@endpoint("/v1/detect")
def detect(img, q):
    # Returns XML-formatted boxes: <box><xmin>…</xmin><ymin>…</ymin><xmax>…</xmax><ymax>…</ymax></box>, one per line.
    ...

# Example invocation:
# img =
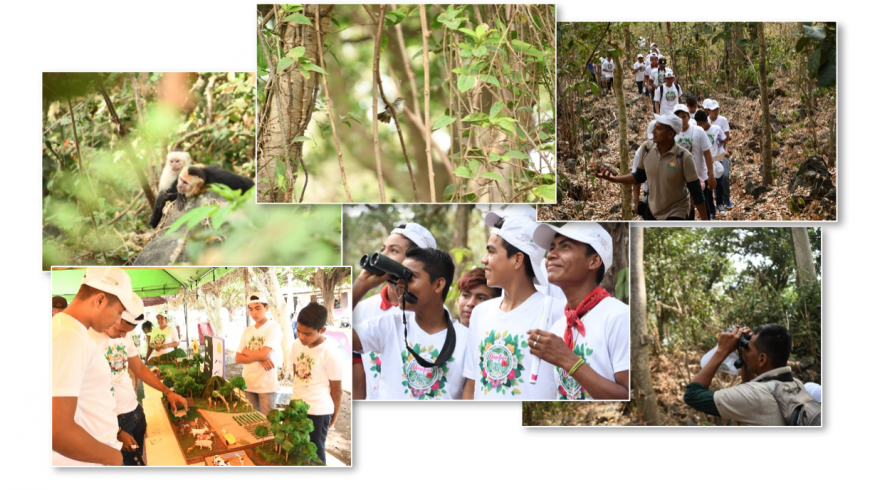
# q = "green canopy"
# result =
<box><xmin>51</xmin><ymin>267</ymin><xmax>236</xmax><ymax>299</ymax></box>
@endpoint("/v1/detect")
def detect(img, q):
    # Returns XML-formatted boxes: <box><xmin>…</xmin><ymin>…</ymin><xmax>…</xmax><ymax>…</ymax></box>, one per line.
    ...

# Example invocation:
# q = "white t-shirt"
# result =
<box><xmin>654</xmin><ymin>83</ymin><xmax>682</xmax><ymax>115</ymax></box>
<box><xmin>463</xmin><ymin>292</ymin><xmax>566</xmax><ymax>400</ymax></box>
<box><xmin>548</xmin><ymin>297</ymin><xmax>630</xmax><ymax>400</ymax></box>
<box><xmin>89</xmin><ymin>329</ymin><xmax>140</xmax><ymax>415</ymax></box>
<box><xmin>703</xmin><ymin>124</ymin><xmax>727</xmax><ymax>159</ymax></box>
<box><xmin>649</xmin><ymin>67</ymin><xmax>665</xmax><ymax>88</ymax></box>
<box><xmin>633</xmin><ymin>62</ymin><xmax>645</xmax><ymax>82</ymax></box>
<box><xmin>602</xmin><ymin>59</ymin><xmax>615</xmax><ymax>78</ymax></box>
<box><xmin>288</xmin><ymin>337</ymin><xmax>343</xmax><ymax>415</ymax></box>
<box><xmin>356</xmin><ymin>308</ymin><xmax>467</xmax><ymax>400</ymax></box>
<box><xmin>52</xmin><ymin>314</ymin><xmax>122</xmax><ymax>466</ymax></box>
<box><xmin>237</xmin><ymin>320</ymin><xmax>283</xmax><ymax>393</ymax></box>
<box><xmin>676</xmin><ymin>125</ymin><xmax>713</xmax><ymax>181</ymax></box>
<box><xmin>353</xmin><ymin>292</ymin><xmax>398</xmax><ymax>400</ymax></box>
<box><xmin>149</xmin><ymin>325</ymin><xmax>179</xmax><ymax>357</ymax></box>
<box><xmin>710</xmin><ymin>114</ymin><xmax>730</xmax><ymax>134</ymax></box>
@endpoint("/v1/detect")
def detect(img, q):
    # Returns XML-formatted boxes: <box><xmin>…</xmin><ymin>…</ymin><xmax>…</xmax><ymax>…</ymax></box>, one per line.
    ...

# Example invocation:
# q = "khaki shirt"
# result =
<box><xmin>713</xmin><ymin>366</ymin><xmax>792</xmax><ymax>426</ymax></box>
<box><xmin>637</xmin><ymin>141</ymin><xmax>699</xmax><ymax>219</ymax></box>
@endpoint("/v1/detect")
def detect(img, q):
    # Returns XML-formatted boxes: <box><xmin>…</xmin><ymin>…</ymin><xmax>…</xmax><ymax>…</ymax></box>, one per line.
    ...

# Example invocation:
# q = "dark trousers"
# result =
<box><xmin>308</xmin><ymin>414</ymin><xmax>332</xmax><ymax>465</ymax></box>
<box><xmin>705</xmin><ymin>187</ymin><xmax>716</xmax><ymax>219</ymax></box>
<box><xmin>636</xmin><ymin>81</ymin><xmax>644</xmax><ymax>94</ymax></box>
<box><xmin>715</xmin><ymin>177</ymin><xmax>725</xmax><ymax>206</ymax></box>
<box><xmin>118</xmin><ymin>403</ymin><xmax>147</xmax><ymax>466</ymax></box>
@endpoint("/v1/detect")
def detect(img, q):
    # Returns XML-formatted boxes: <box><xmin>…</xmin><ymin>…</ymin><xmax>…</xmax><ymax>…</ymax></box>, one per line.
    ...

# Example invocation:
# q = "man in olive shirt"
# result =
<box><xmin>595</xmin><ymin>113</ymin><xmax>708</xmax><ymax>220</ymax></box>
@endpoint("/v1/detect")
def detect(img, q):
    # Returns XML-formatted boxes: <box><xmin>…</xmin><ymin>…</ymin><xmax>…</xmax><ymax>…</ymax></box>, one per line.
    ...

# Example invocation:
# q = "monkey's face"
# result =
<box><xmin>177</xmin><ymin>175</ymin><xmax>192</xmax><ymax>194</ymax></box>
<box><xmin>167</xmin><ymin>152</ymin><xmax>191</xmax><ymax>173</ymax></box>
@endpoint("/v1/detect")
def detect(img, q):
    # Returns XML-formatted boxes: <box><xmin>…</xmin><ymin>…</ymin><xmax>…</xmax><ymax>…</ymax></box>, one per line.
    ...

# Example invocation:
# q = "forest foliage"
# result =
<box><xmin>256</xmin><ymin>4</ymin><xmax>555</xmax><ymax>203</ymax></box>
<box><xmin>42</xmin><ymin>72</ymin><xmax>340</xmax><ymax>268</ymax></box>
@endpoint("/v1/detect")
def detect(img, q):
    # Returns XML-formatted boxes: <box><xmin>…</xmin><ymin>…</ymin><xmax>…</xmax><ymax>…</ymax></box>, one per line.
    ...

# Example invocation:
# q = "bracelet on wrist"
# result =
<box><xmin>567</xmin><ymin>357</ymin><xmax>586</xmax><ymax>376</ymax></box>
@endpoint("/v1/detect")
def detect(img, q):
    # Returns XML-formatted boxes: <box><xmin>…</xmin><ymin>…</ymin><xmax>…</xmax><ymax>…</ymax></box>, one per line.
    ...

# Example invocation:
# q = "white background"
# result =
<box><xmin>2</xmin><ymin>0</ymin><xmax>863</xmax><ymax>486</ymax></box>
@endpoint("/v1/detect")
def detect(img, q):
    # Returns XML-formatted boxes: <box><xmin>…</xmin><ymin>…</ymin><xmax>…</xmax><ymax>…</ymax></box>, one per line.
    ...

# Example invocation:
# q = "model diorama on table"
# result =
<box><xmin>250</xmin><ymin>400</ymin><xmax>321</xmax><ymax>466</ymax></box>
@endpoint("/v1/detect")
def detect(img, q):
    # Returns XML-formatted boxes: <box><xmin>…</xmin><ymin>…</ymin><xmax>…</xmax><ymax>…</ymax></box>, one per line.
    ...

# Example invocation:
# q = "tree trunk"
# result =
<box><xmin>249</xmin><ymin>268</ymin><xmax>291</xmax><ymax>376</ymax></box>
<box><xmin>314</xmin><ymin>267</ymin><xmax>350</xmax><ymax>326</ymax></box>
<box><xmin>452</xmin><ymin>204</ymin><xmax>470</xmax><ymax>281</ymax></box>
<box><xmin>630</xmin><ymin>228</ymin><xmax>660</xmax><ymax>426</ymax></box>
<box><xmin>790</xmin><ymin>227</ymin><xmax>817</xmax><ymax>290</ymax></box>
<box><xmin>611</xmin><ymin>50</ymin><xmax>632</xmax><ymax>220</ymax></box>
<box><xmin>257</xmin><ymin>5</ymin><xmax>335</xmax><ymax>202</ymax></box>
<box><xmin>280</xmin><ymin>268</ymin><xmax>295</xmax><ymax>381</ymax></box>
<box><xmin>202</xmin><ymin>287</ymin><xmax>224</xmax><ymax>338</ymax></box>
<box><xmin>757</xmin><ymin>22</ymin><xmax>773</xmax><ymax>186</ymax></box>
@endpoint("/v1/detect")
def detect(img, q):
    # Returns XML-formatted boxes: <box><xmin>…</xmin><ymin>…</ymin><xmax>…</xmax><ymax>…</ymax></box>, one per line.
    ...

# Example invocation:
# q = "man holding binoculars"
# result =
<box><xmin>684</xmin><ymin>324</ymin><xmax>820</xmax><ymax>426</ymax></box>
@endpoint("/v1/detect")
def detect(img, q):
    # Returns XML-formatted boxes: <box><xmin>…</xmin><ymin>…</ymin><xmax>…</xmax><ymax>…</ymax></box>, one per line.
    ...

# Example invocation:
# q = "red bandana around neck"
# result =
<box><xmin>563</xmin><ymin>286</ymin><xmax>613</xmax><ymax>347</ymax></box>
<box><xmin>379</xmin><ymin>285</ymin><xmax>398</xmax><ymax>310</ymax></box>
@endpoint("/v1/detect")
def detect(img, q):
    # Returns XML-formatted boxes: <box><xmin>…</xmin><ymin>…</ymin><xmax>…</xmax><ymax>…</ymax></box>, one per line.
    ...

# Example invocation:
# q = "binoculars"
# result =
<box><xmin>360</xmin><ymin>253</ymin><xmax>418</xmax><ymax>304</ymax></box>
<box><xmin>727</xmin><ymin>328</ymin><xmax>752</xmax><ymax>368</ymax></box>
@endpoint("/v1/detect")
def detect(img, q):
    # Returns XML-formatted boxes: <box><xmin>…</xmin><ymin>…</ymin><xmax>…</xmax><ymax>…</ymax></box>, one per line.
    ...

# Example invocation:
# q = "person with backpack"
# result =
<box><xmin>644</xmin><ymin>54</ymin><xmax>660</xmax><ymax>108</ymax></box>
<box><xmin>705</xmin><ymin>99</ymin><xmax>734</xmax><ymax>209</ymax></box>
<box><xmin>632</xmin><ymin>54</ymin><xmax>645</xmax><ymax>94</ymax></box>
<box><xmin>654</xmin><ymin>69</ymin><xmax>682</xmax><ymax>115</ymax></box>
<box><xmin>684</xmin><ymin>325</ymin><xmax>821</xmax><ymax>426</ymax></box>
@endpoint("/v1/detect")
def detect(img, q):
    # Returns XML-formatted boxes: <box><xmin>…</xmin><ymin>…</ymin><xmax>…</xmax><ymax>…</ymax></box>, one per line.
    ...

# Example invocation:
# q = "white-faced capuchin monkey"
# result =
<box><xmin>150</xmin><ymin>159</ymin><xmax>254</xmax><ymax>228</ymax></box>
<box><xmin>150</xmin><ymin>150</ymin><xmax>191</xmax><ymax>228</ymax></box>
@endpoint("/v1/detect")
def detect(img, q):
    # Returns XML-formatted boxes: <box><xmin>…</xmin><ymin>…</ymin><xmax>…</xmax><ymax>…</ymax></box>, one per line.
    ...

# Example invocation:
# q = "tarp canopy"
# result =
<box><xmin>51</xmin><ymin>267</ymin><xmax>237</xmax><ymax>300</ymax></box>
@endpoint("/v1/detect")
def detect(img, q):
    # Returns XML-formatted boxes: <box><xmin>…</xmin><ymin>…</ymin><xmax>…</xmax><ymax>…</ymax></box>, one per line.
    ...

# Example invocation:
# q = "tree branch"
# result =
<box><xmin>371</xmin><ymin>4</ymin><xmax>388</xmax><ymax>202</ymax></box>
<box><xmin>420</xmin><ymin>4</ymin><xmax>436</xmax><ymax>201</ymax></box>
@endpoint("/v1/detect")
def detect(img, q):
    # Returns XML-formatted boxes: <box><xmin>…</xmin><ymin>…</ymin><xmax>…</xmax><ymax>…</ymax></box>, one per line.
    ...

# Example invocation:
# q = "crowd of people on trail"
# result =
<box><xmin>52</xmin><ymin>268</ymin><xmax>342</xmax><ymax>466</ymax></box>
<box><xmin>590</xmin><ymin>41</ymin><xmax>737</xmax><ymax>220</ymax></box>
<box><xmin>350</xmin><ymin>206</ymin><xmax>631</xmax><ymax>402</ymax></box>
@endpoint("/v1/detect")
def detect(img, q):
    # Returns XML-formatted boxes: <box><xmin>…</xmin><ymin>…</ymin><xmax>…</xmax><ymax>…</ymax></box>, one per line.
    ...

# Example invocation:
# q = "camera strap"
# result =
<box><xmin>400</xmin><ymin>280</ymin><xmax>456</xmax><ymax>368</ymax></box>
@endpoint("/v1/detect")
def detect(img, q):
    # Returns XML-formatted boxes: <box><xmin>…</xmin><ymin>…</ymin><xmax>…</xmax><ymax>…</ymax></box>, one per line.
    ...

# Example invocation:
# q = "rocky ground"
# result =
<box><xmin>542</xmin><ymin>74</ymin><xmax>836</xmax><ymax>221</ymax></box>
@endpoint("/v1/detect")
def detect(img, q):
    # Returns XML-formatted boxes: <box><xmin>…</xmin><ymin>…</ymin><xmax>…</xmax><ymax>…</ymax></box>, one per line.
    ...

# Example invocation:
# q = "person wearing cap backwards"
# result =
<box><xmin>288</xmin><ymin>303</ymin><xmax>343</xmax><ymax>463</ymax></box>
<box><xmin>461</xmin><ymin>216</ymin><xmax>567</xmax><ymax>400</ymax></box>
<box><xmin>705</xmin><ymin>99</ymin><xmax>733</xmax><ymax>209</ymax></box>
<box><xmin>352</xmin><ymin>248</ymin><xmax>467</xmax><ymax>400</ymax></box>
<box><xmin>89</xmin><ymin>293</ymin><xmax>189</xmax><ymax>465</ymax></box>
<box><xmin>52</xmin><ymin>296</ymin><xmax>68</xmax><ymax>317</ymax></box>
<box><xmin>632</xmin><ymin>54</ymin><xmax>646</xmax><ymax>94</ymax></box>
<box><xmin>527</xmin><ymin>223</ymin><xmax>630</xmax><ymax>400</ymax></box>
<box><xmin>144</xmin><ymin>310</ymin><xmax>180</xmax><ymax>362</ymax></box>
<box><xmin>654</xmin><ymin>68</ymin><xmax>682</xmax><ymax>115</ymax></box>
<box><xmin>695</xmin><ymin>110</ymin><xmax>729</xmax><ymax>214</ymax></box>
<box><xmin>53</xmin><ymin>267</ymin><xmax>135</xmax><ymax>466</ymax></box>
<box><xmin>351</xmin><ymin>222</ymin><xmax>437</xmax><ymax>400</ymax></box>
<box><xmin>674</xmin><ymin>103</ymin><xmax>717</xmax><ymax>219</ymax></box>
<box><xmin>235</xmin><ymin>292</ymin><xmax>284</xmax><ymax>415</ymax></box>
<box><xmin>596</xmin><ymin>113</ymin><xmax>709</xmax><ymax>220</ymax></box>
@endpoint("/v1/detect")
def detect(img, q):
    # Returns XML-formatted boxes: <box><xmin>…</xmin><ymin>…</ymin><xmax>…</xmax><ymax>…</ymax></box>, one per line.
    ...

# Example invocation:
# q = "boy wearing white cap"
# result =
<box><xmin>351</xmin><ymin>222</ymin><xmax>437</xmax><ymax>400</ymax></box>
<box><xmin>235</xmin><ymin>292</ymin><xmax>283</xmax><ymax>415</ymax></box>
<box><xmin>705</xmin><ymin>99</ymin><xmax>733</xmax><ymax>209</ymax></box>
<box><xmin>528</xmin><ymin>223</ymin><xmax>630</xmax><ymax>400</ymax></box>
<box><xmin>633</xmin><ymin>54</ymin><xmax>646</xmax><ymax>94</ymax></box>
<box><xmin>654</xmin><ymin>69</ymin><xmax>682</xmax><ymax>115</ymax></box>
<box><xmin>674</xmin><ymin>104</ymin><xmax>716</xmax><ymax>219</ymax></box>
<box><xmin>89</xmin><ymin>293</ymin><xmax>188</xmax><ymax>465</ymax></box>
<box><xmin>644</xmin><ymin>54</ymin><xmax>660</xmax><ymax>107</ymax></box>
<box><xmin>145</xmin><ymin>310</ymin><xmax>180</xmax><ymax>362</ymax></box>
<box><xmin>461</xmin><ymin>216</ymin><xmax>566</xmax><ymax>400</ymax></box>
<box><xmin>352</xmin><ymin>248</ymin><xmax>467</xmax><ymax>400</ymax></box>
<box><xmin>53</xmin><ymin>267</ymin><xmax>135</xmax><ymax>466</ymax></box>
<box><xmin>596</xmin><ymin>114</ymin><xmax>709</xmax><ymax>220</ymax></box>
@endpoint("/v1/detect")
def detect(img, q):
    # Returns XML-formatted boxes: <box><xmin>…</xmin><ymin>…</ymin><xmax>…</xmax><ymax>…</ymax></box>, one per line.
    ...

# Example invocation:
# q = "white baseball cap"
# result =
<box><xmin>391</xmin><ymin>223</ymin><xmax>437</xmax><ymax>249</ymax></box>
<box><xmin>533</xmin><ymin>222</ymin><xmax>613</xmax><ymax>273</ymax></box>
<box><xmin>673</xmin><ymin>104</ymin><xmax>690</xmax><ymax>115</ymax></box>
<box><xmin>654</xmin><ymin>113</ymin><xmax>683</xmax><ymax>134</ymax></box>
<box><xmin>706</xmin><ymin>99</ymin><xmax>720</xmax><ymax>110</ymax></box>
<box><xmin>248</xmin><ymin>292</ymin><xmax>269</xmax><ymax>305</ymax></box>
<box><xmin>701</xmin><ymin>99</ymin><xmax>713</xmax><ymax>109</ymax></box>
<box><xmin>484</xmin><ymin>205</ymin><xmax>537</xmax><ymax>226</ymax></box>
<box><xmin>649</xmin><ymin>53</ymin><xmax>658</xmax><ymax>59</ymax></box>
<box><xmin>490</xmin><ymin>216</ymin><xmax>547</xmax><ymax>286</ymax></box>
<box><xmin>81</xmin><ymin>267</ymin><xmax>136</xmax><ymax>313</ymax></box>
<box><xmin>637</xmin><ymin>54</ymin><xmax>644</xmax><ymax>58</ymax></box>
<box><xmin>664</xmin><ymin>68</ymin><xmax>675</xmax><ymax>78</ymax></box>
<box><xmin>121</xmin><ymin>293</ymin><xmax>145</xmax><ymax>324</ymax></box>
<box><xmin>651</xmin><ymin>42</ymin><xmax>658</xmax><ymax>47</ymax></box>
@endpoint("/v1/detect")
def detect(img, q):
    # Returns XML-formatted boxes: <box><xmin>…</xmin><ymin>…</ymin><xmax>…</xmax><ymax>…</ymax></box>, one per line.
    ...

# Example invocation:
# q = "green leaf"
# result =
<box><xmin>287</xmin><ymin>46</ymin><xmax>306</xmax><ymax>59</ymax></box>
<box><xmin>504</xmin><ymin>150</ymin><xmax>529</xmax><ymax>160</ymax></box>
<box><xmin>432</xmin><ymin>115</ymin><xmax>456</xmax><ymax>131</ymax></box>
<box><xmin>496</xmin><ymin>119</ymin><xmax>516</xmax><ymax>135</ymax></box>
<box><xmin>286</xmin><ymin>13</ymin><xmax>312</xmax><ymax>26</ymax></box>
<box><xmin>532</xmin><ymin>184</ymin><xmax>556</xmax><ymax>202</ymax></box>
<box><xmin>488</xmin><ymin>152</ymin><xmax>503</xmax><ymax>162</ymax></box>
<box><xmin>276</xmin><ymin>57</ymin><xmax>295</xmax><ymax>72</ymax></box>
<box><xmin>467</xmin><ymin>159</ymin><xmax>480</xmax><ymax>174</ymax></box>
<box><xmin>283</xmin><ymin>5</ymin><xmax>303</xmax><ymax>14</ymax></box>
<box><xmin>454</xmin><ymin>166</ymin><xmax>473</xmax><ymax>178</ymax></box>
<box><xmin>461</xmin><ymin>113</ymin><xmax>489</xmax><ymax>123</ymax></box>
<box><xmin>305</xmin><ymin>63</ymin><xmax>327</xmax><ymax>75</ymax></box>
<box><xmin>818</xmin><ymin>58</ymin><xmax>836</xmax><ymax>87</ymax></box>
<box><xmin>807</xmin><ymin>48</ymin><xmax>821</xmax><ymax>76</ymax></box>
<box><xmin>458</xmin><ymin>28</ymin><xmax>477</xmax><ymax>39</ymax></box>
<box><xmin>473</xmin><ymin>45</ymin><xmax>487</xmax><ymax>57</ymax></box>
<box><xmin>442</xmin><ymin>183</ymin><xmax>456</xmax><ymax>196</ymax></box>
<box><xmin>451</xmin><ymin>67</ymin><xmax>467</xmax><ymax>74</ymax></box>
<box><xmin>166</xmin><ymin>205</ymin><xmax>219</xmax><ymax>234</ymax></box>
<box><xmin>481</xmin><ymin>172</ymin><xmax>504</xmax><ymax>181</ymax></box>
<box><xmin>457</xmin><ymin>75</ymin><xmax>476</xmax><ymax>93</ymax></box>
<box><xmin>483</xmin><ymin>75</ymin><xmax>500</xmax><ymax>88</ymax></box>
<box><xmin>297</xmin><ymin>65</ymin><xmax>310</xmax><ymax>79</ymax></box>
<box><xmin>802</xmin><ymin>25</ymin><xmax>826</xmax><ymax>41</ymax></box>
<box><xmin>490</xmin><ymin>101</ymin><xmax>504</xmax><ymax>119</ymax></box>
<box><xmin>292</xmin><ymin>136</ymin><xmax>312</xmax><ymax>143</ymax></box>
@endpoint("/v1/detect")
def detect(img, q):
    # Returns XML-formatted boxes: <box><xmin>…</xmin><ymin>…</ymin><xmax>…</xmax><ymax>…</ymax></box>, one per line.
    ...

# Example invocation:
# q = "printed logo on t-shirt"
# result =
<box><xmin>150</xmin><ymin>333</ymin><xmax>166</xmax><ymax>349</ymax></box>
<box><xmin>478</xmin><ymin>331</ymin><xmax>526</xmax><ymax>396</ymax></box>
<box><xmin>555</xmin><ymin>342</ymin><xmax>593</xmax><ymax>400</ymax></box>
<box><xmin>657</xmin><ymin>72</ymin><xmax>665</xmax><ymax>85</ymax></box>
<box><xmin>665</xmin><ymin>89</ymin><xmax>677</xmax><ymax>102</ymax></box>
<box><xmin>293</xmin><ymin>351</ymin><xmax>316</xmax><ymax>383</ymax></box>
<box><xmin>401</xmin><ymin>344</ymin><xmax>451</xmax><ymax>400</ymax></box>
<box><xmin>676</xmin><ymin>135</ymin><xmax>693</xmax><ymax>152</ymax></box>
<box><xmin>246</xmin><ymin>336</ymin><xmax>265</xmax><ymax>351</ymax></box>
<box><xmin>667</xmin><ymin>161</ymin><xmax>676</xmax><ymax>171</ymax></box>
<box><xmin>104</xmin><ymin>343</ymin><xmax>128</xmax><ymax>375</ymax></box>
<box><xmin>369</xmin><ymin>352</ymin><xmax>382</xmax><ymax>378</ymax></box>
